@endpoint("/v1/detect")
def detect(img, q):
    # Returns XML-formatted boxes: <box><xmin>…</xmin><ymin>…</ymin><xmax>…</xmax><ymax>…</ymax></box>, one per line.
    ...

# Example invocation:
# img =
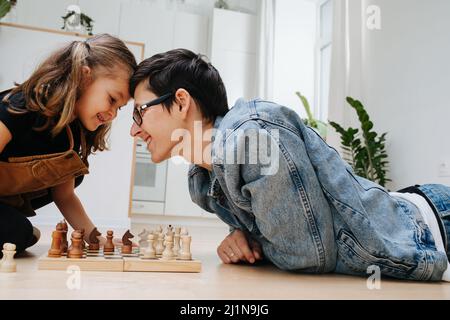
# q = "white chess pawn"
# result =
<box><xmin>178</xmin><ymin>235</ymin><xmax>192</xmax><ymax>260</ymax></box>
<box><xmin>138</xmin><ymin>229</ymin><xmax>150</xmax><ymax>248</ymax></box>
<box><xmin>142</xmin><ymin>234</ymin><xmax>156</xmax><ymax>259</ymax></box>
<box><xmin>0</xmin><ymin>243</ymin><xmax>17</xmax><ymax>273</ymax></box>
<box><xmin>161</xmin><ymin>235</ymin><xmax>175</xmax><ymax>260</ymax></box>
<box><xmin>155</xmin><ymin>233</ymin><xmax>165</xmax><ymax>255</ymax></box>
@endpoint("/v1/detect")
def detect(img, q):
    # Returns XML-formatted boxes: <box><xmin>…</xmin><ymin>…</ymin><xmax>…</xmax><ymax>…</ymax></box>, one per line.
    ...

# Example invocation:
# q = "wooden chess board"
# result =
<box><xmin>37</xmin><ymin>248</ymin><xmax>202</xmax><ymax>273</ymax></box>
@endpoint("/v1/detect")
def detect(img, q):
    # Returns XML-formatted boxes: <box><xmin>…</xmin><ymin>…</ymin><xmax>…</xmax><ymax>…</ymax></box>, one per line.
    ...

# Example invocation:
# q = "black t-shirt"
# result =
<box><xmin>0</xmin><ymin>89</ymin><xmax>82</xmax><ymax>162</ymax></box>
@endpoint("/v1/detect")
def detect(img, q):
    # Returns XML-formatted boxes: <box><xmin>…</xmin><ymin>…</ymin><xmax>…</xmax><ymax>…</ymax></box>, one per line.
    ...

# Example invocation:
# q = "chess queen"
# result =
<box><xmin>0</xmin><ymin>34</ymin><xmax>137</xmax><ymax>254</ymax></box>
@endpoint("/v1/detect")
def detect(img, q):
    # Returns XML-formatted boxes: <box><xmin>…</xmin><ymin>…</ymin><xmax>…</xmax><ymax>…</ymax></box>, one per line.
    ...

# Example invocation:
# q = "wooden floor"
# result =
<box><xmin>1</xmin><ymin>224</ymin><xmax>449</xmax><ymax>300</ymax></box>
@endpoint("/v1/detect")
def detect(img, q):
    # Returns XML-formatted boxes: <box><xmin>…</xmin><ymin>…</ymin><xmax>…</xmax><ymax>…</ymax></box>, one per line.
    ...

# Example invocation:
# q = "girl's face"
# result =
<box><xmin>75</xmin><ymin>67</ymin><xmax>131</xmax><ymax>131</ymax></box>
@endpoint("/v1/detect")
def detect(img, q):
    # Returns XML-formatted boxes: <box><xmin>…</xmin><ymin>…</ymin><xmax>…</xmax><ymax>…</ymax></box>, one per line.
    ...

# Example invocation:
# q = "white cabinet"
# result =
<box><xmin>209</xmin><ymin>8</ymin><xmax>257</xmax><ymax>105</ymax></box>
<box><xmin>78</xmin><ymin>0</ymin><xmax>122</xmax><ymax>35</ymax></box>
<box><xmin>173</xmin><ymin>11</ymin><xmax>209</xmax><ymax>54</ymax></box>
<box><xmin>164</xmin><ymin>157</ymin><xmax>213</xmax><ymax>218</ymax></box>
<box><xmin>118</xmin><ymin>2</ymin><xmax>175</xmax><ymax>57</ymax></box>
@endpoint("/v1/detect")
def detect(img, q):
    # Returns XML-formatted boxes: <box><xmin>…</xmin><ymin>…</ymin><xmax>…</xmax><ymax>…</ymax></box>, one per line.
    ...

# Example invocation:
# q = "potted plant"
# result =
<box><xmin>329</xmin><ymin>97</ymin><xmax>390</xmax><ymax>187</ymax></box>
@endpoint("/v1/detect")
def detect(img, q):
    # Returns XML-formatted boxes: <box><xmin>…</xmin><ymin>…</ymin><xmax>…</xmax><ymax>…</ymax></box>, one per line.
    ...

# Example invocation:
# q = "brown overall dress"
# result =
<box><xmin>0</xmin><ymin>125</ymin><xmax>89</xmax><ymax>217</ymax></box>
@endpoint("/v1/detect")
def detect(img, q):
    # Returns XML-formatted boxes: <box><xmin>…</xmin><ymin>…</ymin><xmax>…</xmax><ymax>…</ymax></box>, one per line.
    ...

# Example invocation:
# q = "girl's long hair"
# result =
<box><xmin>3</xmin><ymin>33</ymin><xmax>137</xmax><ymax>161</ymax></box>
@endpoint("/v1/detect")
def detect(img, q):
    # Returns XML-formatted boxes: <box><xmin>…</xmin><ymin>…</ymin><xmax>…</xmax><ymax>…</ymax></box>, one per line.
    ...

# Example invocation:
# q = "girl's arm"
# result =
<box><xmin>0</xmin><ymin>120</ymin><xmax>12</xmax><ymax>154</ymax></box>
<box><xmin>51</xmin><ymin>179</ymin><xmax>129</xmax><ymax>246</ymax></box>
<box><xmin>51</xmin><ymin>178</ymin><xmax>97</xmax><ymax>243</ymax></box>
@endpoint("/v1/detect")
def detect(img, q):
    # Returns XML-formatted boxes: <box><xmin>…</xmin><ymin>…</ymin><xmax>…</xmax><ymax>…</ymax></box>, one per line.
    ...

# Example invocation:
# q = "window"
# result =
<box><xmin>315</xmin><ymin>0</ymin><xmax>333</xmax><ymax>122</ymax></box>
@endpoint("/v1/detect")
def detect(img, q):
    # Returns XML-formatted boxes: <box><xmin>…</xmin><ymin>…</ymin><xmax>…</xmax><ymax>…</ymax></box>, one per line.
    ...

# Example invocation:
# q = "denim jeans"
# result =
<box><xmin>189</xmin><ymin>99</ymin><xmax>449</xmax><ymax>281</ymax></box>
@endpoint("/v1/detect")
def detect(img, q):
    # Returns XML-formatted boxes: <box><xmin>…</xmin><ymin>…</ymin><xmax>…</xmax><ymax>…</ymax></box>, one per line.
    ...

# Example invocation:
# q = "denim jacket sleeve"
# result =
<box><xmin>214</xmin><ymin>119</ymin><xmax>336</xmax><ymax>273</ymax></box>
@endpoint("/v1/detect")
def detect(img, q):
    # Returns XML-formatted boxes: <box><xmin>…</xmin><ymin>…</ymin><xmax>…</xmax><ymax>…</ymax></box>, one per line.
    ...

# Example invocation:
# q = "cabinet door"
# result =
<box><xmin>210</xmin><ymin>8</ymin><xmax>257</xmax><ymax>106</ymax></box>
<box><xmin>164</xmin><ymin>157</ymin><xmax>211</xmax><ymax>217</ymax></box>
<box><xmin>118</xmin><ymin>2</ymin><xmax>175</xmax><ymax>57</ymax></box>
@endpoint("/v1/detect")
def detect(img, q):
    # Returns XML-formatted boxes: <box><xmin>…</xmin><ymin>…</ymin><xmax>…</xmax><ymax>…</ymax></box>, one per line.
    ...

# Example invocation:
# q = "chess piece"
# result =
<box><xmin>48</xmin><ymin>223</ymin><xmax>64</xmax><ymax>258</ymax></box>
<box><xmin>138</xmin><ymin>229</ymin><xmax>150</xmax><ymax>248</ymax></box>
<box><xmin>178</xmin><ymin>234</ymin><xmax>192</xmax><ymax>260</ymax></box>
<box><xmin>166</xmin><ymin>225</ymin><xmax>174</xmax><ymax>237</ymax></box>
<box><xmin>142</xmin><ymin>234</ymin><xmax>156</xmax><ymax>259</ymax></box>
<box><xmin>155</xmin><ymin>232</ymin><xmax>165</xmax><ymax>255</ymax></box>
<box><xmin>88</xmin><ymin>228</ymin><xmax>101</xmax><ymax>251</ymax></box>
<box><xmin>79</xmin><ymin>229</ymin><xmax>86</xmax><ymax>250</ymax></box>
<box><xmin>60</xmin><ymin>220</ymin><xmax>68</xmax><ymax>254</ymax></box>
<box><xmin>161</xmin><ymin>234</ymin><xmax>175</xmax><ymax>260</ymax></box>
<box><xmin>180</xmin><ymin>227</ymin><xmax>189</xmax><ymax>236</ymax></box>
<box><xmin>173</xmin><ymin>227</ymin><xmax>181</xmax><ymax>257</ymax></box>
<box><xmin>0</xmin><ymin>243</ymin><xmax>17</xmax><ymax>273</ymax></box>
<box><xmin>121</xmin><ymin>230</ymin><xmax>134</xmax><ymax>254</ymax></box>
<box><xmin>103</xmin><ymin>230</ymin><xmax>115</xmax><ymax>253</ymax></box>
<box><xmin>67</xmin><ymin>231</ymin><xmax>84</xmax><ymax>259</ymax></box>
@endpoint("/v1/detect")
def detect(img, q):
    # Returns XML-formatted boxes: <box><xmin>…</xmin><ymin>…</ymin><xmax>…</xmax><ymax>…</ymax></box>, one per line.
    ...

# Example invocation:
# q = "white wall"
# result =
<box><xmin>272</xmin><ymin>0</ymin><xmax>316</xmax><ymax>117</ymax></box>
<box><xmin>334</xmin><ymin>0</ymin><xmax>450</xmax><ymax>190</ymax></box>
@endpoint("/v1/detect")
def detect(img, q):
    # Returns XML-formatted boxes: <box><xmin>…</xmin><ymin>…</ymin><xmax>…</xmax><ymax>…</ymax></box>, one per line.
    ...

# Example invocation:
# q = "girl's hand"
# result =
<box><xmin>217</xmin><ymin>229</ymin><xmax>263</xmax><ymax>264</ymax></box>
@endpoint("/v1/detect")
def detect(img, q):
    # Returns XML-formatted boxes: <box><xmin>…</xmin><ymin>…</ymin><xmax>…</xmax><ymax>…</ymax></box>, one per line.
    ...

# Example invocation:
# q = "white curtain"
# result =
<box><xmin>256</xmin><ymin>0</ymin><xmax>276</xmax><ymax>100</ymax></box>
<box><xmin>327</xmin><ymin>0</ymin><xmax>363</xmax><ymax>150</ymax></box>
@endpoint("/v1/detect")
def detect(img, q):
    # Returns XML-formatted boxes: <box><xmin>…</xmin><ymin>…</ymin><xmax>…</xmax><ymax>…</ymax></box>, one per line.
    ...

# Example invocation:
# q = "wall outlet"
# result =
<box><xmin>438</xmin><ymin>161</ymin><xmax>450</xmax><ymax>177</ymax></box>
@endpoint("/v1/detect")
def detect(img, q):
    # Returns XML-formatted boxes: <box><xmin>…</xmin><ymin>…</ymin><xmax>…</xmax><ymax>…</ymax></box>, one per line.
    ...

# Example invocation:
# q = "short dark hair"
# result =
<box><xmin>130</xmin><ymin>49</ymin><xmax>228</xmax><ymax>122</ymax></box>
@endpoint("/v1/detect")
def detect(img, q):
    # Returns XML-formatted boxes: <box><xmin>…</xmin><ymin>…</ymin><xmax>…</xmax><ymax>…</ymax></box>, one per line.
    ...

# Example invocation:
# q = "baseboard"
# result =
<box><xmin>130</xmin><ymin>214</ymin><xmax>226</xmax><ymax>229</ymax></box>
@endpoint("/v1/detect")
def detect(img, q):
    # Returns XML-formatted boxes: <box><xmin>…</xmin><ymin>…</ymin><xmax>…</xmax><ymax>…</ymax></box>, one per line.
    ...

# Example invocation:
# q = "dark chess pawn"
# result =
<box><xmin>67</xmin><ymin>231</ymin><xmax>84</xmax><ymax>259</ymax></box>
<box><xmin>103</xmin><ymin>230</ymin><xmax>115</xmax><ymax>253</ymax></box>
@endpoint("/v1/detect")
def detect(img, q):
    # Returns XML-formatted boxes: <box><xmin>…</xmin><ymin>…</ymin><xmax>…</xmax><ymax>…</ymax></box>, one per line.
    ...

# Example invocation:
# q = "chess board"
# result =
<box><xmin>37</xmin><ymin>247</ymin><xmax>202</xmax><ymax>273</ymax></box>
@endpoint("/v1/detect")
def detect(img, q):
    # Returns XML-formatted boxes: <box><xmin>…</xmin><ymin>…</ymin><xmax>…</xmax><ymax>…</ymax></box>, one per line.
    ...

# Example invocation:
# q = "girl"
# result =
<box><xmin>0</xmin><ymin>34</ymin><xmax>137</xmax><ymax>254</ymax></box>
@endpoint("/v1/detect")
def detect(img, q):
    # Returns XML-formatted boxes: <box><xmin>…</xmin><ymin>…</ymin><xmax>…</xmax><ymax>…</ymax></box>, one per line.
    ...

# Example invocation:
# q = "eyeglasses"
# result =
<box><xmin>133</xmin><ymin>93</ymin><xmax>173</xmax><ymax>126</ymax></box>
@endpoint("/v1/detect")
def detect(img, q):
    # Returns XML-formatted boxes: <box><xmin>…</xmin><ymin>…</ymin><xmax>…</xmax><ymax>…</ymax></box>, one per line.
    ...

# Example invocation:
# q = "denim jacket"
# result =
<box><xmin>188</xmin><ymin>99</ymin><xmax>448</xmax><ymax>281</ymax></box>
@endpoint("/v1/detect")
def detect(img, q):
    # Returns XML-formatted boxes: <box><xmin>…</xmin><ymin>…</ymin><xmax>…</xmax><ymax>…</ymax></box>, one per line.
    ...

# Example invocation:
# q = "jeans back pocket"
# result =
<box><xmin>337</xmin><ymin>229</ymin><xmax>415</xmax><ymax>279</ymax></box>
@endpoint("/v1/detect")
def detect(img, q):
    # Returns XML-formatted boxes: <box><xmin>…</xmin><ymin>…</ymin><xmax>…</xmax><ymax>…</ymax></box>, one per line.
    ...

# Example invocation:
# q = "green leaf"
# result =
<box><xmin>0</xmin><ymin>0</ymin><xmax>12</xmax><ymax>19</ymax></box>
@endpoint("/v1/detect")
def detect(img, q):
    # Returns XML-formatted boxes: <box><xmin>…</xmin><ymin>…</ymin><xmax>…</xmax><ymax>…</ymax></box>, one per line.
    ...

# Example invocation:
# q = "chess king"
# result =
<box><xmin>129</xmin><ymin>49</ymin><xmax>450</xmax><ymax>282</ymax></box>
<box><xmin>0</xmin><ymin>34</ymin><xmax>137</xmax><ymax>255</ymax></box>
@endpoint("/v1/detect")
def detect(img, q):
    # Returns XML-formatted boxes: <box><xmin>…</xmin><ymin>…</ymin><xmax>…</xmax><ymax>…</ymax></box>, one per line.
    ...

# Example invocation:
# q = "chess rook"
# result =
<box><xmin>178</xmin><ymin>235</ymin><xmax>192</xmax><ymax>260</ymax></box>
